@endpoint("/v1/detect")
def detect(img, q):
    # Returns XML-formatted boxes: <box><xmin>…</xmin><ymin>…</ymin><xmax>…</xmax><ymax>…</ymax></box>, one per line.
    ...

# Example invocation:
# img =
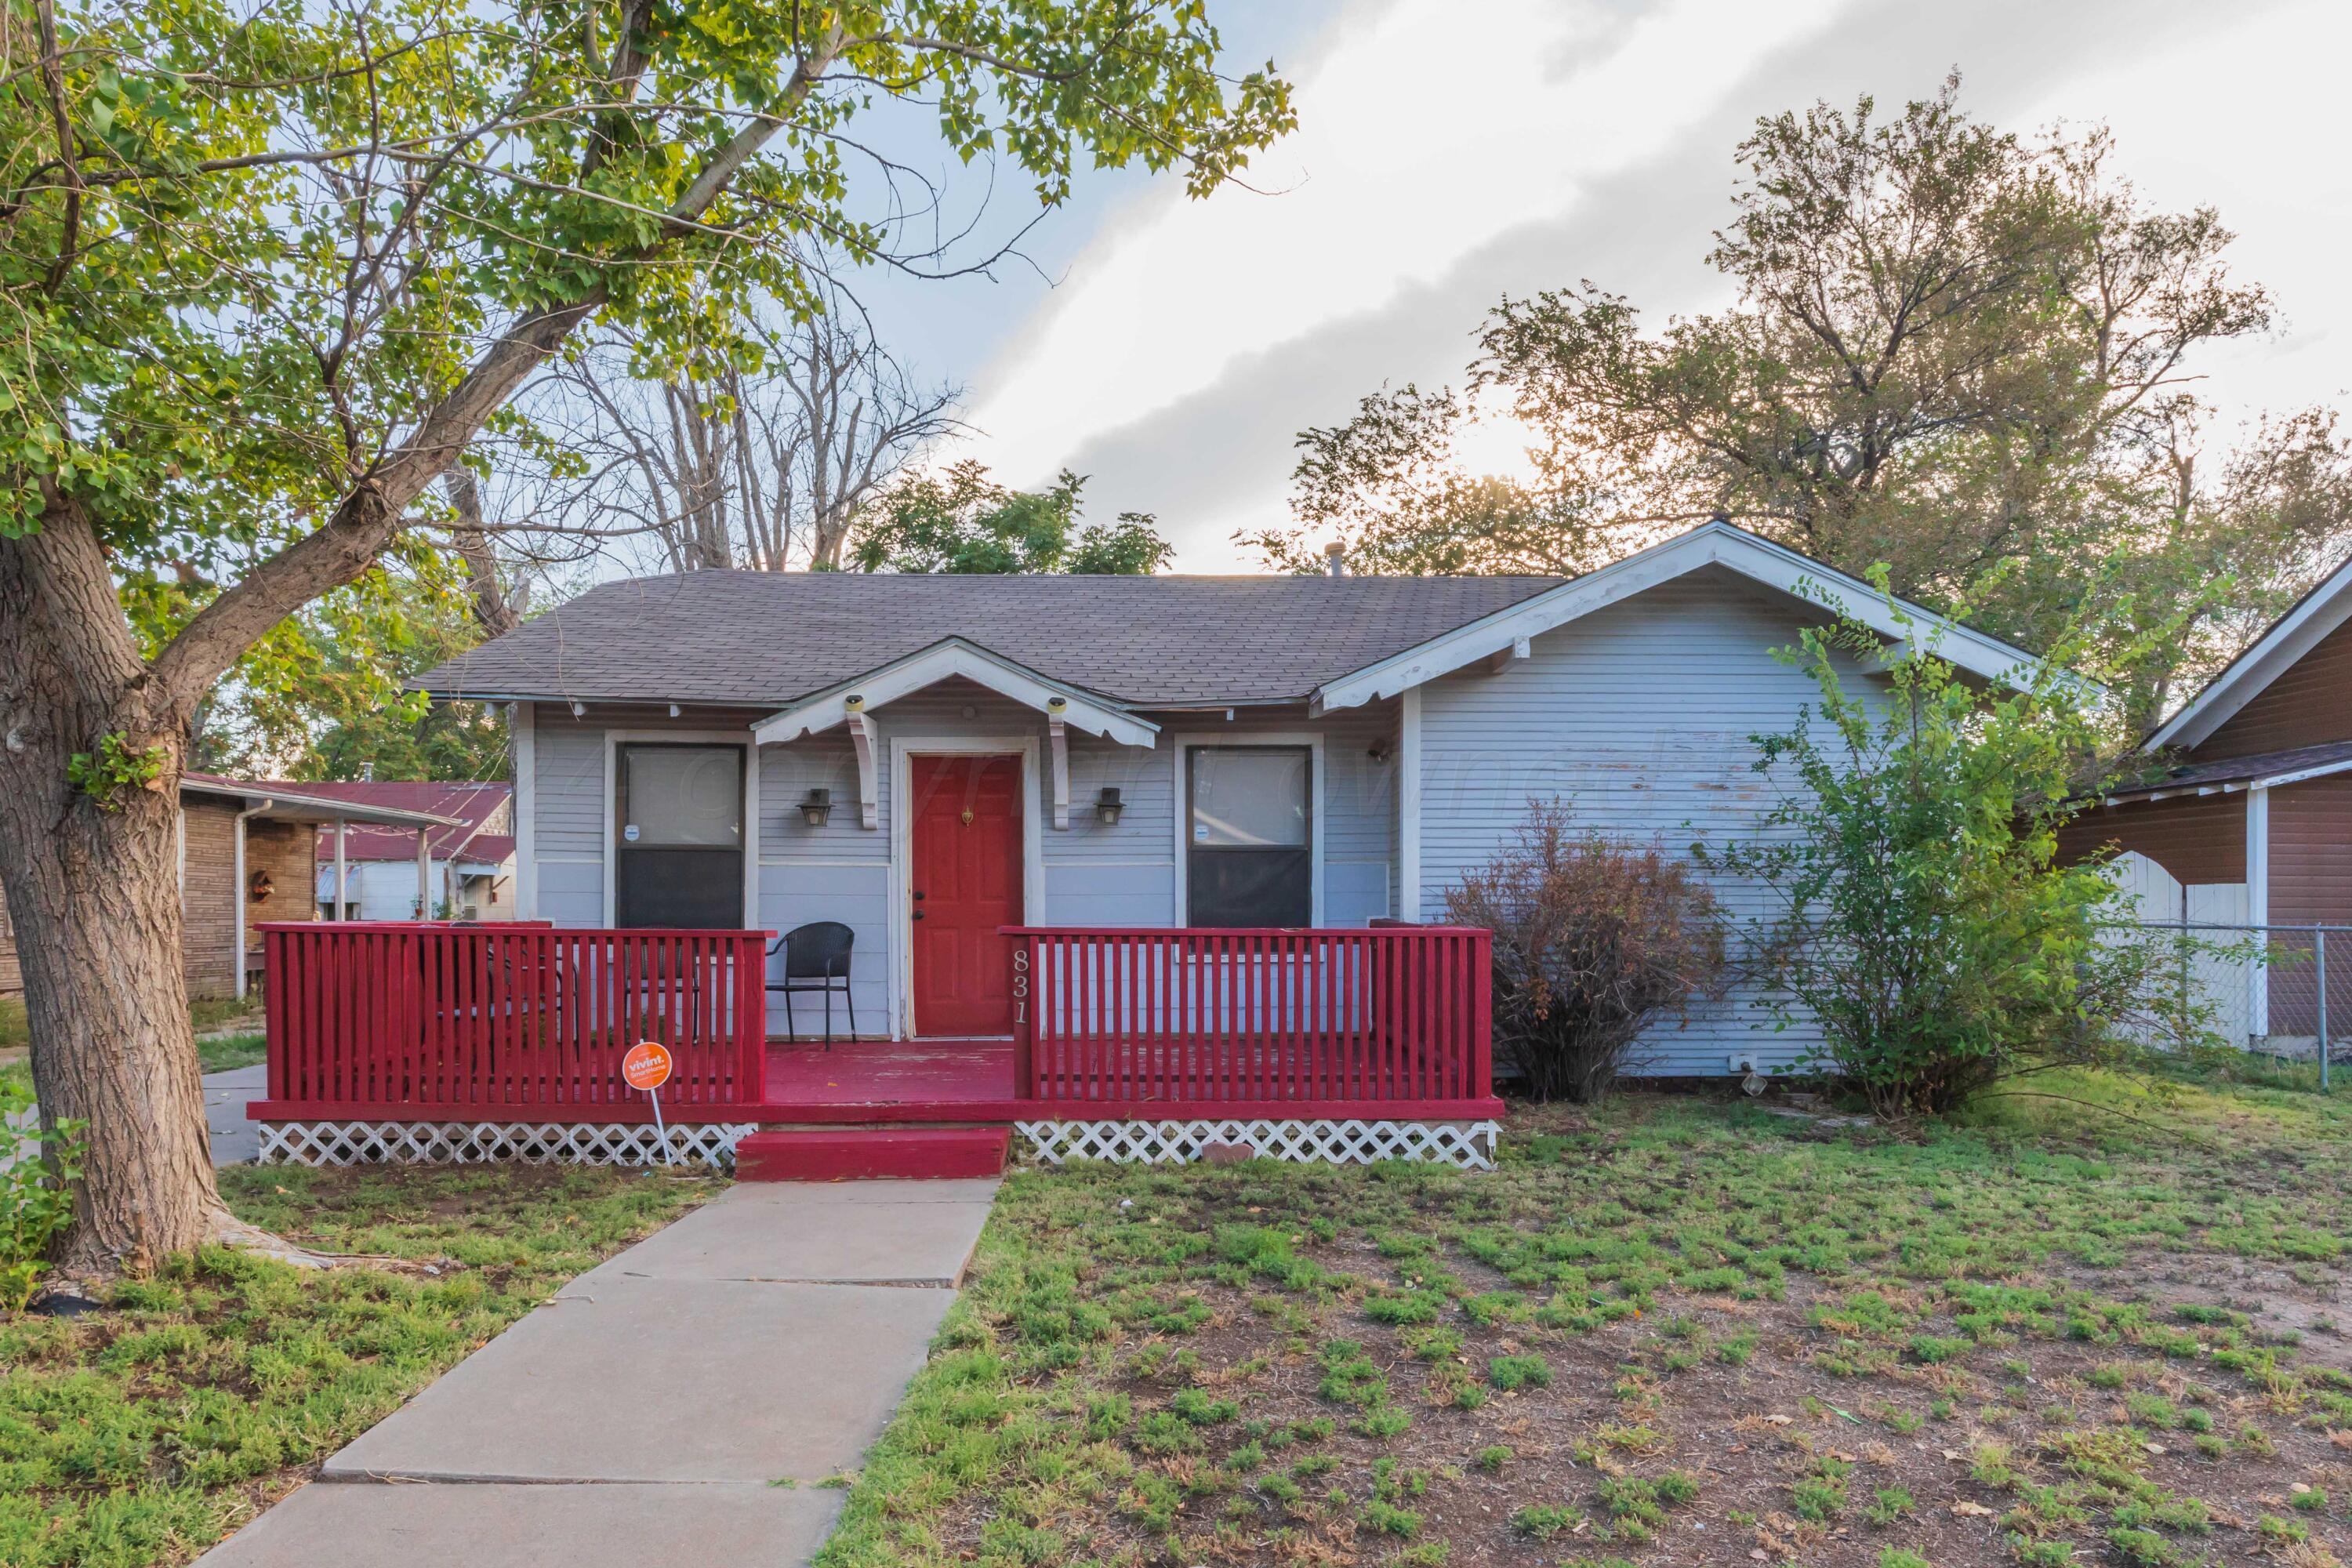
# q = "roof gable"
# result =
<box><xmin>2146</xmin><ymin>552</ymin><xmax>2352</xmax><ymax>753</ymax></box>
<box><xmin>752</xmin><ymin>637</ymin><xmax>1158</xmax><ymax>747</ymax></box>
<box><xmin>1308</xmin><ymin>521</ymin><xmax>2050</xmax><ymax>713</ymax></box>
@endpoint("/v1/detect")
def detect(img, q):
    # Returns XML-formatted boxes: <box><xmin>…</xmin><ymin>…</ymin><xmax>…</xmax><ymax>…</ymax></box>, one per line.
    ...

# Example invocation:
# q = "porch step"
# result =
<box><xmin>735</xmin><ymin>1127</ymin><xmax>1011</xmax><ymax>1182</ymax></box>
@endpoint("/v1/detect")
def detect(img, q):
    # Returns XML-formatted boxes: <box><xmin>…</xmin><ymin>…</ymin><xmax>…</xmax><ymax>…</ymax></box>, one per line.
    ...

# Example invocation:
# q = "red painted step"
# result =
<box><xmin>735</xmin><ymin>1126</ymin><xmax>1011</xmax><ymax>1181</ymax></box>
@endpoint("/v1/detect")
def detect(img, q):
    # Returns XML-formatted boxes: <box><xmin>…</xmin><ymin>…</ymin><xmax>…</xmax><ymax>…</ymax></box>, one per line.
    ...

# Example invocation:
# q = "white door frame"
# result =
<box><xmin>601</xmin><ymin>730</ymin><xmax>761</xmax><ymax>928</ymax></box>
<box><xmin>888</xmin><ymin>734</ymin><xmax>1044</xmax><ymax>1040</ymax></box>
<box><xmin>1170</xmin><ymin>731</ymin><xmax>1327</xmax><ymax>927</ymax></box>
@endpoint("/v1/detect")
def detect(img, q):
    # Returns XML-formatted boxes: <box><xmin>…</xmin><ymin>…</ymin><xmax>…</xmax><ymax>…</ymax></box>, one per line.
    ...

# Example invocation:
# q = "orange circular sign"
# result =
<box><xmin>621</xmin><ymin>1040</ymin><xmax>673</xmax><ymax>1092</ymax></box>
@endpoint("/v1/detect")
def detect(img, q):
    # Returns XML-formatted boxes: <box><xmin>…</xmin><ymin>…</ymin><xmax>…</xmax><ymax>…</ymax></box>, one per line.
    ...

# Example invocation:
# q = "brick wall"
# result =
<box><xmin>0</xmin><ymin>887</ymin><xmax>18</xmax><ymax>997</ymax></box>
<box><xmin>181</xmin><ymin>799</ymin><xmax>240</xmax><ymax>1000</ymax></box>
<box><xmin>0</xmin><ymin>800</ymin><xmax>321</xmax><ymax>1005</ymax></box>
<box><xmin>241</xmin><ymin>818</ymin><xmax>317</xmax><ymax>985</ymax></box>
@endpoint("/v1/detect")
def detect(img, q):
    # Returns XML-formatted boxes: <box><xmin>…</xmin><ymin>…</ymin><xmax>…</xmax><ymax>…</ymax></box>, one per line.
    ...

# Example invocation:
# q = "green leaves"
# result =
<box><xmin>0</xmin><ymin>1079</ymin><xmax>84</xmax><ymax>1313</ymax></box>
<box><xmin>1699</xmin><ymin>595</ymin><xmax>2182</xmax><ymax>1116</ymax></box>
<box><xmin>848</xmin><ymin>459</ymin><xmax>1171</xmax><ymax>575</ymax></box>
<box><xmin>64</xmin><ymin>732</ymin><xmax>170</xmax><ymax>810</ymax></box>
<box><xmin>2</xmin><ymin>0</ymin><xmax>1289</xmax><ymax>595</ymax></box>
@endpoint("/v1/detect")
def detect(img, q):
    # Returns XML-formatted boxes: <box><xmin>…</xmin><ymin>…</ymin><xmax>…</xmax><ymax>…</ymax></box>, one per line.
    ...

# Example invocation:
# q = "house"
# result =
<box><xmin>289</xmin><ymin>780</ymin><xmax>517</xmax><ymax>920</ymax></box>
<box><xmin>406</xmin><ymin>519</ymin><xmax>2037</xmax><ymax>1071</ymax></box>
<box><xmin>243</xmin><ymin>520</ymin><xmax>2042</xmax><ymax>1174</ymax></box>
<box><xmin>2057</xmin><ymin>550</ymin><xmax>2352</xmax><ymax>1047</ymax></box>
<box><xmin>0</xmin><ymin>775</ymin><xmax>457</xmax><ymax>1004</ymax></box>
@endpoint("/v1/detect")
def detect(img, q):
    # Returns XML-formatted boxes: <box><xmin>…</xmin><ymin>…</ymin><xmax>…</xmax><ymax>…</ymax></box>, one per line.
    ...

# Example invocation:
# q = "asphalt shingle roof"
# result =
<box><xmin>412</xmin><ymin>572</ymin><xmax>1565</xmax><ymax>710</ymax></box>
<box><xmin>2100</xmin><ymin>739</ymin><xmax>2352</xmax><ymax>800</ymax></box>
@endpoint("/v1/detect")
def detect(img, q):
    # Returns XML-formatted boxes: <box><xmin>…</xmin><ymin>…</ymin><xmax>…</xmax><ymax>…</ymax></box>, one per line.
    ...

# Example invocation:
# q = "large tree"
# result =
<box><xmin>0</xmin><ymin>0</ymin><xmax>1291</xmax><ymax>1273</ymax></box>
<box><xmin>187</xmin><ymin>552</ymin><xmax>516</xmax><ymax>782</ymax></box>
<box><xmin>1247</xmin><ymin>76</ymin><xmax>2350</xmax><ymax>726</ymax></box>
<box><xmin>546</xmin><ymin>293</ymin><xmax>962</xmax><ymax>573</ymax></box>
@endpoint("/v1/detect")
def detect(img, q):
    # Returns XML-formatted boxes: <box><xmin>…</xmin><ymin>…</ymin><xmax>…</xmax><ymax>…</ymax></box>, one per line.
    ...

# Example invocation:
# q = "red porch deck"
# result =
<box><xmin>249</xmin><ymin>922</ymin><xmax>1504</xmax><ymax>1129</ymax></box>
<box><xmin>757</xmin><ymin>1035</ymin><xmax>1501</xmax><ymax>1123</ymax></box>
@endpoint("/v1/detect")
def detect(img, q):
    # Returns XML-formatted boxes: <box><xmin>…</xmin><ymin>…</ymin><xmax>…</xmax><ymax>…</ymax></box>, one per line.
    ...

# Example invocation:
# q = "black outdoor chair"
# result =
<box><xmin>768</xmin><ymin>921</ymin><xmax>855</xmax><ymax>1047</ymax></box>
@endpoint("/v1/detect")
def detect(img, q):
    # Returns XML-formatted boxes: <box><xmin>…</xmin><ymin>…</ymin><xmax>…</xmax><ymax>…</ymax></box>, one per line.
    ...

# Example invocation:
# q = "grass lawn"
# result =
<box><xmin>0</xmin><ymin>998</ymin><xmax>267</xmax><ymax>1096</ymax></box>
<box><xmin>822</xmin><ymin>1071</ymin><xmax>2352</xmax><ymax>1568</ymax></box>
<box><xmin>0</xmin><ymin>1163</ymin><xmax>716</xmax><ymax>1567</ymax></box>
<box><xmin>0</xmin><ymin>995</ymin><xmax>256</xmax><ymax>1050</ymax></box>
<box><xmin>195</xmin><ymin>1033</ymin><xmax>267</xmax><ymax>1075</ymax></box>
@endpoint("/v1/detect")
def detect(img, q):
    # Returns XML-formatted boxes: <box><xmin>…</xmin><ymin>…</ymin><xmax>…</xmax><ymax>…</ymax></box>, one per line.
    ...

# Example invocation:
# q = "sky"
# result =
<box><xmin>854</xmin><ymin>0</ymin><xmax>2352</xmax><ymax>572</ymax></box>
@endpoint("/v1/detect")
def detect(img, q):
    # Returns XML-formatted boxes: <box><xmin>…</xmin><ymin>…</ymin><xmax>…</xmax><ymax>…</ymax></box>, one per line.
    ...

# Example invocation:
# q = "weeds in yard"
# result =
<box><xmin>813</xmin><ymin>1073</ymin><xmax>2352</xmax><ymax>1568</ymax></box>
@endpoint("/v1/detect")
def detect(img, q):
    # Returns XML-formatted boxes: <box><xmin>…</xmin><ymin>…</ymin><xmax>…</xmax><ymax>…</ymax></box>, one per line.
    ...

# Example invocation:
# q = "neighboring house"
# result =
<box><xmin>289</xmin><ymin>780</ymin><xmax>517</xmax><ymax>920</ymax></box>
<box><xmin>412</xmin><ymin>519</ymin><xmax>2040</xmax><ymax>1075</ymax></box>
<box><xmin>0</xmin><ymin>775</ymin><xmax>456</xmax><ymax>1003</ymax></box>
<box><xmin>2057</xmin><ymin>550</ymin><xmax>2352</xmax><ymax>1044</ymax></box>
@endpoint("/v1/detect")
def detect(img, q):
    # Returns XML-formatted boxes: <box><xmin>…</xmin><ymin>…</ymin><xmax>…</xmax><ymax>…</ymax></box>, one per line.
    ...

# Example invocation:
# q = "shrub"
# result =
<box><xmin>1</xmin><ymin>1076</ymin><xmax>84</xmax><ymax>1310</ymax></box>
<box><xmin>1697</xmin><ymin>594</ymin><xmax>2199</xmax><ymax>1117</ymax></box>
<box><xmin>1446</xmin><ymin>804</ymin><xmax>1726</xmax><ymax>1102</ymax></box>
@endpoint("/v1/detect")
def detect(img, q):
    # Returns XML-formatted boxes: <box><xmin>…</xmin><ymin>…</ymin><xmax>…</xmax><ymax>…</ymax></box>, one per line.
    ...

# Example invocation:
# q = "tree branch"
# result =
<box><xmin>143</xmin><ymin>21</ymin><xmax>855</xmax><ymax>714</ymax></box>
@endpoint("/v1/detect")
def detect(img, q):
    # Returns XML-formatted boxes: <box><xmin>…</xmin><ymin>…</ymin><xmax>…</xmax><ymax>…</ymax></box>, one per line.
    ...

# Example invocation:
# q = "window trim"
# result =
<box><xmin>1171</xmin><ymin>733</ymin><xmax>1324</xmax><ymax>927</ymax></box>
<box><xmin>598</xmin><ymin>728</ymin><xmax>760</xmax><ymax>928</ymax></box>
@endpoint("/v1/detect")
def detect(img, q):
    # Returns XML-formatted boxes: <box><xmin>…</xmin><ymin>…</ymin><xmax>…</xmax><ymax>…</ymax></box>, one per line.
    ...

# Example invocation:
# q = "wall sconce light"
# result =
<box><xmin>1367</xmin><ymin>740</ymin><xmax>1392</xmax><ymax>764</ymax></box>
<box><xmin>1094</xmin><ymin>787</ymin><xmax>1123</xmax><ymax>826</ymax></box>
<box><xmin>800</xmin><ymin>788</ymin><xmax>833</xmax><ymax>828</ymax></box>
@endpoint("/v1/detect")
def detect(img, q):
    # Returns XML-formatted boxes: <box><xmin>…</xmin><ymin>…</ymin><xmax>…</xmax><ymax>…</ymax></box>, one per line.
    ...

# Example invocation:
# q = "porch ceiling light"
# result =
<box><xmin>1094</xmin><ymin>786</ymin><xmax>1123</xmax><ymax>826</ymax></box>
<box><xmin>800</xmin><ymin>788</ymin><xmax>833</xmax><ymax>828</ymax></box>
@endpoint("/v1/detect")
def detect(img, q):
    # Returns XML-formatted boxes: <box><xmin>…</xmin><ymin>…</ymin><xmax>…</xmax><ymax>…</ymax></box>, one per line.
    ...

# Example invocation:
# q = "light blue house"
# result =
<box><xmin>414</xmin><ymin>519</ymin><xmax>2039</xmax><ymax>1075</ymax></box>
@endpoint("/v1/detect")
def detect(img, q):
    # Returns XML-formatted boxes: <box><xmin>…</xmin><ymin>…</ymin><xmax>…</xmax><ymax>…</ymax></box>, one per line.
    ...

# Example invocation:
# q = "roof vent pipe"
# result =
<box><xmin>1323</xmin><ymin>541</ymin><xmax>1345</xmax><ymax>577</ymax></box>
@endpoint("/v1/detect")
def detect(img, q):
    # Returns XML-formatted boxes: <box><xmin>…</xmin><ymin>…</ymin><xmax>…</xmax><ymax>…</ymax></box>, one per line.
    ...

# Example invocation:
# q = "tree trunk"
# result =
<box><xmin>0</xmin><ymin>504</ymin><xmax>231</xmax><ymax>1275</ymax></box>
<box><xmin>442</xmin><ymin>467</ymin><xmax>524</xmax><ymax>638</ymax></box>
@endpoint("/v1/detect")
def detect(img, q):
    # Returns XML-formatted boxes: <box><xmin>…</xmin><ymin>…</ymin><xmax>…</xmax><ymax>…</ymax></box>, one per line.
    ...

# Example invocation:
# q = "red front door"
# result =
<box><xmin>909</xmin><ymin>753</ymin><xmax>1024</xmax><ymax>1036</ymax></box>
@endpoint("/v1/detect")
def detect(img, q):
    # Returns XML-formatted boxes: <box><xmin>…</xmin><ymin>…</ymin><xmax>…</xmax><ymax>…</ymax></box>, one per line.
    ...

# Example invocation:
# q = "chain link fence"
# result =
<box><xmin>2101</xmin><ymin>922</ymin><xmax>2347</xmax><ymax>1087</ymax></box>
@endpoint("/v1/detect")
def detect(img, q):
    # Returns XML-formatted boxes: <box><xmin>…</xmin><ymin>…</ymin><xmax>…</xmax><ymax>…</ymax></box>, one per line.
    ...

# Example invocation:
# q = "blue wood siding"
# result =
<box><xmin>1414</xmin><ymin>565</ymin><xmax>1877</xmax><ymax>1075</ymax></box>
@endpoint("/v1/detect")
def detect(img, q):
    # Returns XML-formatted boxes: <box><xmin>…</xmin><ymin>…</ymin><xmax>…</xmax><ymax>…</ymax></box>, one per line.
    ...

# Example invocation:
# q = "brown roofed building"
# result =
<box><xmin>0</xmin><ymin>777</ymin><xmax>460</xmax><ymax>1003</ymax></box>
<box><xmin>2058</xmin><ymin>551</ymin><xmax>2352</xmax><ymax>1047</ymax></box>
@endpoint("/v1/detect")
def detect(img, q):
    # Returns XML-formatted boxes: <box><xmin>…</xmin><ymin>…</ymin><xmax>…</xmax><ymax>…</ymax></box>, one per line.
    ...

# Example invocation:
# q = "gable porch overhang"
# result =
<box><xmin>752</xmin><ymin>637</ymin><xmax>1158</xmax><ymax>832</ymax></box>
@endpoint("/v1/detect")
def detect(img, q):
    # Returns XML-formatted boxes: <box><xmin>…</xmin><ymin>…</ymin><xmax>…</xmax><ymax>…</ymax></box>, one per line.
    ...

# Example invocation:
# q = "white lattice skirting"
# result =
<box><xmin>257</xmin><ymin>1120</ymin><xmax>756</xmax><ymax>1171</ymax></box>
<box><xmin>1016</xmin><ymin>1118</ymin><xmax>1499</xmax><ymax>1171</ymax></box>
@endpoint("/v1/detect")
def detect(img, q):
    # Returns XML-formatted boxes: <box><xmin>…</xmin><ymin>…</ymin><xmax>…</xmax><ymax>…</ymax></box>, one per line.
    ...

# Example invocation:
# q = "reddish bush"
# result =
<box><xmin>1446</xmin><ymin>803</ymin><xmax>1726</xmax><ymax>1102</ymax></box>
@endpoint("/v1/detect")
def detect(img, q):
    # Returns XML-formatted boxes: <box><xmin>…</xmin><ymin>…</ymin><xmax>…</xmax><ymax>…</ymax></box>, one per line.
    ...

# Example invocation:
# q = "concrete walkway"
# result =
<box><xmin>205</xmin><ymin>1063</ymin><xmax>265</xmax><ymax>1165</ymax></box>
<box><xmin>196</xmin><ymin>1177</ymin><xmax>999</xmax><ymax>1568</ymax></box>
<box><xmin>7</xmin><ymin>1062</ymin><xmax>263</xmax><ymax>1168</ymax></box>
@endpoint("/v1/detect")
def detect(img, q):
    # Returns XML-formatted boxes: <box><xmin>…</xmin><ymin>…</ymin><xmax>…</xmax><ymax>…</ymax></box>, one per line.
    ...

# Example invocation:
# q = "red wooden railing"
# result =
<box><xmin>1005</xmin><ymin>926</ymin><xmax>1494</xmax><ymax>1110</ymax></box>
<box><xmin>257</xmin><ymin>922</ymin><xmax>771</xmax><ymax>1120</ymax></box>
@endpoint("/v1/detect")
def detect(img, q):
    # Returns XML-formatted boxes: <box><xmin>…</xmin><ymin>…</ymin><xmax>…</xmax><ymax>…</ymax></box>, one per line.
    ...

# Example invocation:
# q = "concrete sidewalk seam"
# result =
<box><xmin>589</xmin><ymin>1270</ymin><xmax>964</xmax><ymax>1287</ymax></box>
<box><xmin>318</xmin><ymin>1472</ymin><xmax>833</xmax><ymax>1488</ymax></box>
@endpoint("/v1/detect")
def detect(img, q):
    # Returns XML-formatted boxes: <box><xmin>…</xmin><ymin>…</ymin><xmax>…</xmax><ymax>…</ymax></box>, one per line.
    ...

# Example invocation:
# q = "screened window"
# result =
<box><xmin>619</xmin><ymin>746</ymin><xmax>742</xmax><ymax>847</ymax></box>
<box><xmin>615</xmin><ymin>743</ymin><xmax>744</xmax><ymax>927</ymax></box>
<box><xmin>1186</xmin><ymin>746</ymin><xmax>1311</xmax><ymax>927</ymax></box>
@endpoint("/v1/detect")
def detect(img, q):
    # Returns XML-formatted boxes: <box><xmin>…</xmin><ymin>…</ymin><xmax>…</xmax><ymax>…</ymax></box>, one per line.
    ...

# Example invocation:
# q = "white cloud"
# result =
<box><xmin>963</xmin><ymin>0</ymin><xmax>1852</xmax><ymax>500</ymax></box>
<box><xmin>942</xmin><ymin>0</ymin><xmax>2339</xmax><ymax>571</ymax></box>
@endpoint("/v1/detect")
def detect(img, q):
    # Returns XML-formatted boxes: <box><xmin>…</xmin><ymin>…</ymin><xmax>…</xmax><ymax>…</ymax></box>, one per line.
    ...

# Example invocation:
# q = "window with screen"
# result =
<box><xmin>615</xmin><ymin>743</ymin><xmax>744</xmax><ymax>927</ymax></box>
<box><xmin>1185</xmin><ymin>746</ymin><xmax>1311</xmax><ymax>927</ymax></box>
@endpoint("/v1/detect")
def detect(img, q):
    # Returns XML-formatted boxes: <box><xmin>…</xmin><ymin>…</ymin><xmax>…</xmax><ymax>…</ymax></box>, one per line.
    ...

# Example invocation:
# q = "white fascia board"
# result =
<box><xmin>1310</xmin><ymin>521</ymin><xmax>2056</xmax><ymax>714</ymax></box>
<box><xmin>751</xmin><ymin>637</ymin><xmax>1159</xmax><ymax>749</ymax></box>
<box><xmin>2254</xmin><ymin>755</ymin><xmax>2352</xmax><ymax>791</ymax></box>
<box><xmin>190</xmin><ymin>781</ymin><xmax>464</xmax><ymax>830</ymax></box>
<box><xmin>2147</xmin><ymin>554</ymin><xmax>2352</xmax><ymax>751</ymax></box>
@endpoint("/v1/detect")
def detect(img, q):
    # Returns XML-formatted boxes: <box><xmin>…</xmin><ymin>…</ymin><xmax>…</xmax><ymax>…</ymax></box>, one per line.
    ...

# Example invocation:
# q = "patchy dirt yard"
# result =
<box><xmin>820</xmin><ymin>1074</ymin><xmax>2352</xmax><ymax>1568</ymax></box>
